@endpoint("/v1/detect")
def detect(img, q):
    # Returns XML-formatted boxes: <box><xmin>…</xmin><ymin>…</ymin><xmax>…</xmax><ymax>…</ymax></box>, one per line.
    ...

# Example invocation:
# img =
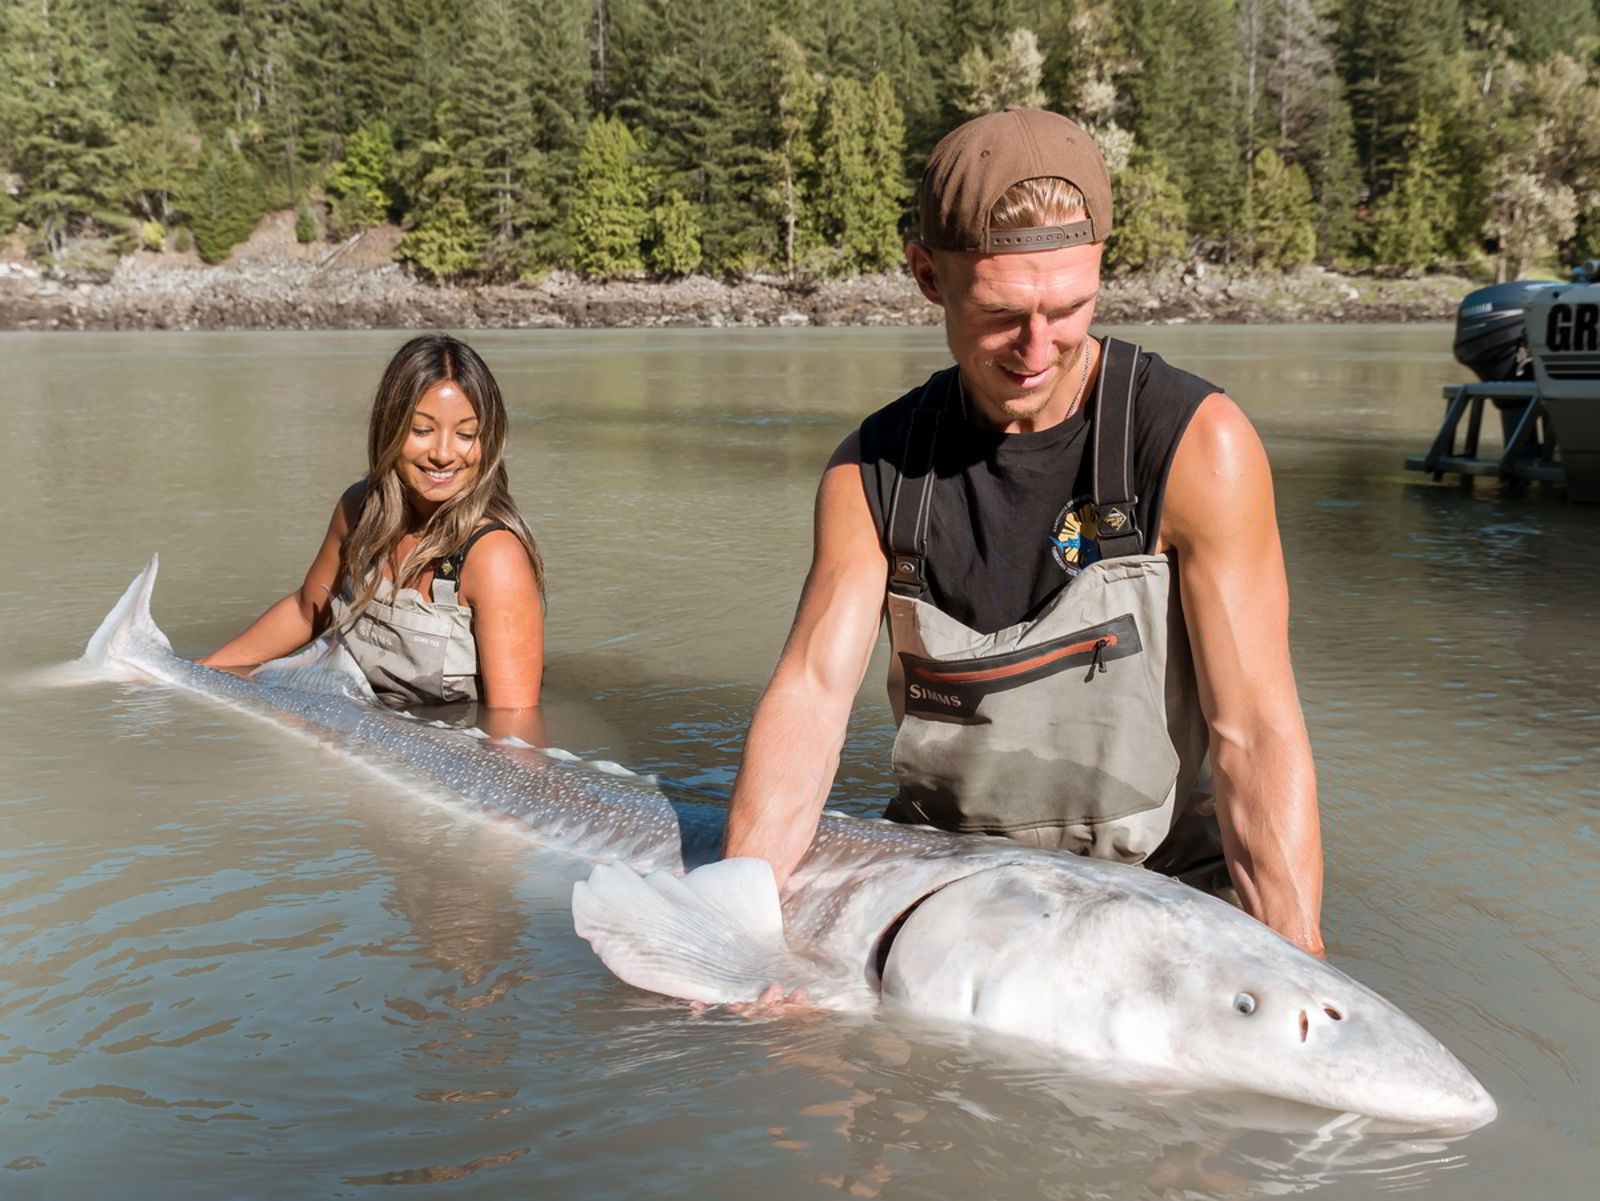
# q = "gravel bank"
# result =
<box><xmin>0</xmin><ymin>236</ymin><xmax>1470</xmax><ymax>333</ymax></box>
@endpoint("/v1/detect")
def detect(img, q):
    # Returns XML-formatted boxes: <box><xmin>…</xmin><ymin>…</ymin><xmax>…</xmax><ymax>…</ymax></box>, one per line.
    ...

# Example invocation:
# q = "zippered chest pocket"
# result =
<box><xmin>898</xmin><ymin>613</ymin><xmax>1140</xmax><ymax>723</ymax></box>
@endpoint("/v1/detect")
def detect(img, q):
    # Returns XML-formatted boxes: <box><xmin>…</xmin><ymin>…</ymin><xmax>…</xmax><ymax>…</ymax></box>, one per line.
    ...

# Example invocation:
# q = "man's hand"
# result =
<box><xmin>691</xmin><ymin>983</ymin><xmax>815</xmax><ymax>1017</ymax></box>
<box><xmin>722</xmin><ymin>431</ymin><xmax>889</xmax><ymax>889</ymax></box>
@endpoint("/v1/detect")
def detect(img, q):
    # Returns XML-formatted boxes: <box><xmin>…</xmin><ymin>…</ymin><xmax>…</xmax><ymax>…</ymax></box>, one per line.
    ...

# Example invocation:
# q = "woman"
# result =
<box><xmin>202</xmin><ymin>334</ymin><xmax>544</xmax><ymax>718</ymax></box>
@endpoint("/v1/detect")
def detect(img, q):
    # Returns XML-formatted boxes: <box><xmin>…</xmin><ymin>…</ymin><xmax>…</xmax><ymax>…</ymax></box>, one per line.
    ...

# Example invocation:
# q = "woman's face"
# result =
<box><xmin>398</xmin><ymin>380</ymin><xmax>482</xmax><ymax>513</ymax></box>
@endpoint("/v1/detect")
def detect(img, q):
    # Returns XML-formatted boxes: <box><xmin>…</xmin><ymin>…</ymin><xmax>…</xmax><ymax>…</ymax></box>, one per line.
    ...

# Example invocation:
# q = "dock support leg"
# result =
<box><xmin>1423</xmin><ymin>386</ymin><xmax>1472</xmax><ymax>478</ymax></box>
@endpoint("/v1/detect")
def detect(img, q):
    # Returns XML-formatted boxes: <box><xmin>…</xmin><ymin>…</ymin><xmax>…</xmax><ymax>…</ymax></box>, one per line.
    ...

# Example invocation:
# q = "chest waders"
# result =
<box><xmin>880</xmin><ymin>339</ymin><xmax>1223</xmax><ymax>883</ymax></box>
<box><xmin>328</xmin><ymin>524</ymin><xmax>506</xmax><ymax>709</ymax></box>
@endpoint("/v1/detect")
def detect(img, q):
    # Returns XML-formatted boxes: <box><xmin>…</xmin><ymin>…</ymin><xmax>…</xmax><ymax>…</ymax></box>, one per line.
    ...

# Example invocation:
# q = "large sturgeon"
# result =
<box><xmin>83</xmin><ymin>558</ymin><xmax>1496</xmax><ymax>1133</ymax></box>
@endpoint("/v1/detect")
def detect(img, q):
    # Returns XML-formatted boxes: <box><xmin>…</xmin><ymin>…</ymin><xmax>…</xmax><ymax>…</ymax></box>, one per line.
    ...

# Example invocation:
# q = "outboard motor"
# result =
<box><xmin>1454</xmin><ymin>280</ymin><xmax>1562</xmax><ymax>382</ymax></box>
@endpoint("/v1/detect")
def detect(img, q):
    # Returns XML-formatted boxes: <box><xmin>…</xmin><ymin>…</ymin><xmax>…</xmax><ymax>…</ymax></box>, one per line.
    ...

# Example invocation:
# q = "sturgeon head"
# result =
<box><xmin>873</xmin><ymin>861</ymin><xmax>1497</xmax><ymax>1133</ymax></box>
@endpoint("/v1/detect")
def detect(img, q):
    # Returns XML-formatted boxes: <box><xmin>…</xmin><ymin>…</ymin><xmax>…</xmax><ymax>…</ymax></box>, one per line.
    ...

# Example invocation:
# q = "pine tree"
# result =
<box><xmin>567</xmin><ymin>115</ymin><xmax>650</xmax><ymax>276</ymax></box>
<box><xmin>187</xmin><ymin>144</ymin><xmax>264</xmax><ymax>264</ymax></box>
<box><xmin>0</xmin><ymin>0</ymin><xmax>120</xmax><ymax>255</ymax></box>
<box><xmin>815</xmin><ymin>76</ymin><xmax>878</xmax><ymax>273</ymax></box>
<box><xmin>401</xmin><ymin>127</ymin><xmax>485</xmax><ymax>279</ymax></box>
<box><xmin>444</xmin><ymin>0</ymin><xmax>548</xmax><ymax>277</ymax></box>
<box><xmin>952</xmin><ymin>28</ymin><xmax>1048</xmax><ymax>116</ymax></box>
<box><xmin>327</xmin><ymin>122</ymin><xmax>395</xmax><ymax>235</ymax></box>
<box><xmin>1247</xmin><ymin>147</ymin><xmax>1317</xmax><ymax>266</ymax></box>
<box><xmin>115</xmin><ymin>108</ymin><xmax>203</xmax><ymax>230</ymax></box>
<box><xmin>766</xmin><ymin>32</ymin><xmax>825</xmax><ymax>275</ymax></box>
<box><xmin>1463</xmin><ymin>0</ymin><xmax>1596</xmax><ymax>63</ymax></box>
<box><xmin>1340</xmin><ymin>0</ymin><xmax>1465</xmax><ymax>197</ymax></box>
<box><xmin>1367</xmin><ymin>112</ymin><xmax>1454</xmax><ymax>269</ymax></box>
<box><xmin>865</xmin><ymin>72</ymin><xmax>910</xmax><ymax>264</ymax></box>
<box><xmin>1118</xmin><ymin>0</ymin><xmax>1247</xmax><ymax>250</ymax></box>
<box><xmin>646</xmin><ymin>188</ymin><xmax>702</xmax><ymax>275</ymax></box>
<box><xmin>616</xmin><ymin>0</ymin><xmax>772</xmax><ymax>272</ymax></box>
<box><xmin>1106</xmin><ymin>147</ymin><xmax>1190</xmax><ymax>272</ymax></box>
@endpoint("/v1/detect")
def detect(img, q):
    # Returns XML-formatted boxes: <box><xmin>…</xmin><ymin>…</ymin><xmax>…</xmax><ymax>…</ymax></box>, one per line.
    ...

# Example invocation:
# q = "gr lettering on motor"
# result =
<box><xmin>1545</xmin><ymin>302</ymin><xmax>1600</xmax><ymax>352</ymax></box>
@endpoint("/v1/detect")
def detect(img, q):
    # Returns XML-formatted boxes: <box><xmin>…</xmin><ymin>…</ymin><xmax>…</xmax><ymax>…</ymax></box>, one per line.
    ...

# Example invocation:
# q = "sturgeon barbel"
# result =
<box><xmin>85</xmin><ymin>558</ymin><xmax>1495</xmax><ymax>1133</ymax></box>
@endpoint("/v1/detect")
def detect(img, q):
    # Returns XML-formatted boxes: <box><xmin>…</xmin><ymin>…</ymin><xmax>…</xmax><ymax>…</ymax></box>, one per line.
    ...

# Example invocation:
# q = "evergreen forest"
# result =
<box><xmin>4</xmin><ymin>0</ymin><xmax>1599</xmax><ymax>282</ymax></box>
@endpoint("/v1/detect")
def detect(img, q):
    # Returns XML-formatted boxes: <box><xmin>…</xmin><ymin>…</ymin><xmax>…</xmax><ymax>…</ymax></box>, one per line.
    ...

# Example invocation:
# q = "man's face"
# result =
<box><xmin>907</xmin><ymin>240</ymin><xmax>1102</xmax><ymax>433</ymax></box>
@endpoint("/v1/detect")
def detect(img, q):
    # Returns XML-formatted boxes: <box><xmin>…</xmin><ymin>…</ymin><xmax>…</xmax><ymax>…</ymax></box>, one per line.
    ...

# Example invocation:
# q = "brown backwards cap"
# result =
<box><xmin>917</xmin><ymin>106</ymin><xmax>1112</xmax><ymax>253</ymax></box>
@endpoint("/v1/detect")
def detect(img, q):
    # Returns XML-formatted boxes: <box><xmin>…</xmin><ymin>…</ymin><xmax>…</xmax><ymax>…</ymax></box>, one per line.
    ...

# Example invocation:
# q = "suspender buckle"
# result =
<box><xmin>1096</xmin><ymin>496</ymin><xmax>1140</xmax><ymax>537</ymax></box>
<box><xmin>889</xmin><ymin>553</ymin><xmax>927</xmax><ymax>597</ymax></box>
<box><xmin>1094</xmin><ymin>494</ymin><xmax>1144</xmax><ymax>558</ymax></box>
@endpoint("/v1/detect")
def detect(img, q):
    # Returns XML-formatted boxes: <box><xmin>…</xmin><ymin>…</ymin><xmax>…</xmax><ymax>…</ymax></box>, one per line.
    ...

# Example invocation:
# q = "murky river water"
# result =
<box><xmin>1</xmin><ymin>325</ymin><xmax>1594</xmax><ymax>1199</ymax></box>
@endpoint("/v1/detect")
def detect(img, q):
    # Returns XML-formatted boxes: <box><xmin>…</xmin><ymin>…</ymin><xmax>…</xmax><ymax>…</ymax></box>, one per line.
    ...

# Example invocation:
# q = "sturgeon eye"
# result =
<box><xmin>1233</xmin><ymin>992</ymin><xmax>1257</xmax><ymax>1015</ymax></box>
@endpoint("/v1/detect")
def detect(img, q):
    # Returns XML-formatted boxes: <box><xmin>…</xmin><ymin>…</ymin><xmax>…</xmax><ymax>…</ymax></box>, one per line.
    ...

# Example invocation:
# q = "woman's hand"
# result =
<box><xmin>199</xmin><ymin>489</ymin><xmax>355</xmax><ymax>668</ymax></box>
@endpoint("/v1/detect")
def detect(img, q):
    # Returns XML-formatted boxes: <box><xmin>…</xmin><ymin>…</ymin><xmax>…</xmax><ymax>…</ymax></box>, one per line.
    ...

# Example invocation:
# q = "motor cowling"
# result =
<box><xmin>1454</xmin><ymin>280</ymin><xmax>1562</xmax><ymax>382</ymax></box>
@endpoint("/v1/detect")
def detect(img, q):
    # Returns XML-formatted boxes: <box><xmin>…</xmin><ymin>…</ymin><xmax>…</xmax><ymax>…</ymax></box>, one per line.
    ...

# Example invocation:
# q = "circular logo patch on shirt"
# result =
<box><xmin>1050</xmin><ymin>496</ymin><xmax>1100</xmax><ymax>576</ymax></box>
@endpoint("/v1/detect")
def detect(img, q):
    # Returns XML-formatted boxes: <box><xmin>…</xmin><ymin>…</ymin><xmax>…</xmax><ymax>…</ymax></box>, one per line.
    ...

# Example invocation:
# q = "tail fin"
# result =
<box><xmin>83</xmin><ymin>556</ymin><xmax>171</xmax><ymax>670</ymax></box>
<box><xmin>572</xmin><ymin>859</ymin><xmax>822</xmax><ymax>1006</ymax></box>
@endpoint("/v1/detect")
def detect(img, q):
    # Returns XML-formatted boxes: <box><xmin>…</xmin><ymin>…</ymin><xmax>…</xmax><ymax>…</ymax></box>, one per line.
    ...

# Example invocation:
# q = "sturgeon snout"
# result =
<box><xmin>872</xmin><ymin>863</ymin><xmax>1497</xmax><ymax>1132</ymax></box>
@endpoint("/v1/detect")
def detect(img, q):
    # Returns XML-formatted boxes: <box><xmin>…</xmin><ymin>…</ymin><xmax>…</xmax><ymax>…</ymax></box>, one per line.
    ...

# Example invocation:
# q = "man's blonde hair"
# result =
<box><xmin>988</xmin><ymin>176</ymin><xmax>1087</xmax><ymax>231</ymax></box>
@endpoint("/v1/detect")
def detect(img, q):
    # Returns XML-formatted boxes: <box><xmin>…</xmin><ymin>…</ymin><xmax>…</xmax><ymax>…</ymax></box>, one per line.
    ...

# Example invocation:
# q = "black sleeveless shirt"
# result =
<box><xmin>858</xmin><ymin>342</ymin><xmax>1217</xmax><ymax>635</ymax></box>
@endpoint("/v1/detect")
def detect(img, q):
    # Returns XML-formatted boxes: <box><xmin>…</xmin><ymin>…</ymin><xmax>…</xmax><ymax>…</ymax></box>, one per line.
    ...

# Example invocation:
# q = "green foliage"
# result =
<box><xmin>1248</xmin><ymin>149</ymin><xmax>1317</xmax><ymax>268</ymax></box>
<box><xmin>1457</xmin><ymin>51</ymin><xmax>1600</xmax><ymax>279</ymax></box>
<box><xmin>187</xmin><ymin>145</ymin><xmax>263</xmax><ymax>265</ymax></box>
<box><xmin>138</xmin><ymin>220</ymin><xmax>165</xmax><ymax>252</ymax></box>
<box><xmin>0</xmin><ymin>0</ymin><xmax>119</xmax><ymax>255</ymax></box>
<box><xmin>1105</xmin><ymin>148</ymin><xmax>1190</xmax><ymax>273</ymax></box>
<box><xmin>401</xmin><ymin>133</ymin><xmax>484</xmax><ymax>279</ymax></box>
<box><xmin>772</xmin><ymin>56</ymin><xmax>908</xmax><ymax>277</ymax></box>
<box><xmin>617</xmin><ymin>0</ymin><xmax>772</xmax><ymax>272</ymax></box>
<box><xmin>1341</xmin><ymin>0</ymin><xmax>1465</xmax><ymax>197</ymax></box>
<box><xmin>1120</xmin><ymin>0</ymin><xmax>1246</xmax><ymax>245</ymax></box>
<box><xmin>567</xmin><ymin>116</ymin><xmax>650</xmax><ymax>277</ymax></box>
<box><xmin>767</xmin><ymin>31</ymin><xmax>825</xmax><ymax>274</ymax></box>
<box><xmin>327</xmin><ymin>122</ymin><xmax>395</xmax><ymax>235</ymax></box>
<box><xmin>2</xmin><ymin>0</ymin><xmax>1597</xmax><ymax>280</ymax></box>
<box><xmin>295</xmin><ymin>204</ymin><xmax>319</xmax><ymax>244</ymax></box>
<box><xmin>953</xmin><ymin>28</ymin><xmax>1048</xmax><ymax>116</ymax></box>
<box><xmin>646</xmin><ymin>189</ymin><xmax>703</xmax><ymax>276</ymax></box>
<box><xmin>1366</xmin><ymin>112</ymin><xmax>1454</xmax><ymax>268</ymax></box>
<box><xmin>114</xmin><ymin>109</ymin><xmax>201</xmax><ymax>229</ymax></box>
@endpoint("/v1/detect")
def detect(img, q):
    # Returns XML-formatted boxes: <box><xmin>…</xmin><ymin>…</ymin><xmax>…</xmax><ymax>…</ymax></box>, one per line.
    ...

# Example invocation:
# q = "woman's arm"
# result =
<box><xmin>458</xmin><ymin>529</ymin><xmax>545</xmax><ymax>713</ymax></box>
<box><xmin>199</xmin><ymin>487</ymin><xmax>360</xmax><ymax>668</ymax></box>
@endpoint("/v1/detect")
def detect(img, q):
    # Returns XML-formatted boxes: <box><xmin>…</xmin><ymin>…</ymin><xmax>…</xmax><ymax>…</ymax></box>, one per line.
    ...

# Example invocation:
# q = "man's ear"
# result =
<box><xmin>905</xmin><ymin>241</ymin><xmax>944</xmax><ymax>307</ymax></box>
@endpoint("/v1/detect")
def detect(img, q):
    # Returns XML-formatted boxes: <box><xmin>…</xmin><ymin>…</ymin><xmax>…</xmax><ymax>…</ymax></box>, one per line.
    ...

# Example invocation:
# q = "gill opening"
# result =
<box><xmin>870</xmin><ymin>880</ymin><xmax>962</xmax><ymax>986</ymax></box>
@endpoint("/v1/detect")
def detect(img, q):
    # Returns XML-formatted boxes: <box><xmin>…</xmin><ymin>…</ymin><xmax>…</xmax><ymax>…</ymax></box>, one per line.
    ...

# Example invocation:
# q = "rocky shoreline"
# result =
<box><xmin>0</xmin><ymin>224</ymin><xmax>1471</xmax><ymax>333</ymax></box>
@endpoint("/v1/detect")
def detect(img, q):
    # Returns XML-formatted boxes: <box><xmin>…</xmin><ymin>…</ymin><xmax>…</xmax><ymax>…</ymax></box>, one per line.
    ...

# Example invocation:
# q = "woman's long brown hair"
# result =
<box><xmin>339</xmin><ymin>334</ymin><xmax>543</xmax><ymax>626</ymax></box>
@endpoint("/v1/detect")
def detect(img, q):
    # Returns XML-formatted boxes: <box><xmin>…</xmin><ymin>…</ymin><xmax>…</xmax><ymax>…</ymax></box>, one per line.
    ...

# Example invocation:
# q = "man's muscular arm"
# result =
<box><xmin>1159</xmin><ymin>394</ymin><xmax>1325</xmax><ymax>956</ymax></box>
<box><xmin>722</xmin><ymin>431</ymin><xmax>888</xmax><ymax>889</ymax></box>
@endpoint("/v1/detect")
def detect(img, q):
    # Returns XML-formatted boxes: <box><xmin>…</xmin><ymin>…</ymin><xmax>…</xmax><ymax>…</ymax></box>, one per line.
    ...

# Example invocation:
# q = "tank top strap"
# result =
<box><xmin>430</xmin><ymin>522</ymin><xmax>511</xmax><ymax>604</ymax></box>
<box><xmin>884</xmin><ymin>371</ymin><xmax>954</xmax><ymax>600</ymax></box>
<box><xmin>1090</xmin><ymin>337</ymin><xmax>1146</xmax><ymax>560</ymax></box>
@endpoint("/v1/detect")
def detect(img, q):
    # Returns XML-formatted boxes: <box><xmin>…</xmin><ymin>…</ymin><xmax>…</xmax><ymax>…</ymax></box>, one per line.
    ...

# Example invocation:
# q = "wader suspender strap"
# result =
<box><xmin>431</xmin><ymin>521</ymin><xmax>510</xmax><ymax>604</ymax></box>
<box><xmin>1091</xmin><ymin>338</ymin><xmax>1146</xmax><ymax>560</ymax></box>
<box><xmin>884</xmin><ymin>376</ymin><xmax>950</xmax><ymax>600</ymax></box>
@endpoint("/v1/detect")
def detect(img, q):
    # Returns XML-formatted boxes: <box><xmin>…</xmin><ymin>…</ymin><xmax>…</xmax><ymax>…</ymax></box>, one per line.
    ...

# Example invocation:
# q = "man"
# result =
<box><xmin>724</xmin><ymin>107</ymin><xmax>1323</xmax><ymax>958</ymax></box>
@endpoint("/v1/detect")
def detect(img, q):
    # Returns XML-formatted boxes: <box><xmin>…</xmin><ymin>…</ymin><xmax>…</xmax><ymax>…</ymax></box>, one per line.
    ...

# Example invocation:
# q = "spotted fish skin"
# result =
<box><xmin>84</xmin><ymin>557</ymin><xmax>1497</xmax><ymax>1134</ymax></box>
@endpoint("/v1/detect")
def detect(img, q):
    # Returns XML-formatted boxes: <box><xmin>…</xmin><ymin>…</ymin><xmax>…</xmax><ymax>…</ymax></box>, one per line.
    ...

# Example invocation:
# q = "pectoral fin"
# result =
<box><xmin>572</xmin><ymin>858</ymin><xmax>817</xmax><ymax>1005</ymax></box>
<box><xmin>252</xmin><ymin>637</ymin><xmax>376</xmax><ymax>701</ymax></box>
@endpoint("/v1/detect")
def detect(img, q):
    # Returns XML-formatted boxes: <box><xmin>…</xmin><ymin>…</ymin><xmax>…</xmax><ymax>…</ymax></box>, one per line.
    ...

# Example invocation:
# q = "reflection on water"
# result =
<box><xmin>0</xmin><ymin>326</ymin><xmax>1595</xmax><ymax>1199</ymax></box>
